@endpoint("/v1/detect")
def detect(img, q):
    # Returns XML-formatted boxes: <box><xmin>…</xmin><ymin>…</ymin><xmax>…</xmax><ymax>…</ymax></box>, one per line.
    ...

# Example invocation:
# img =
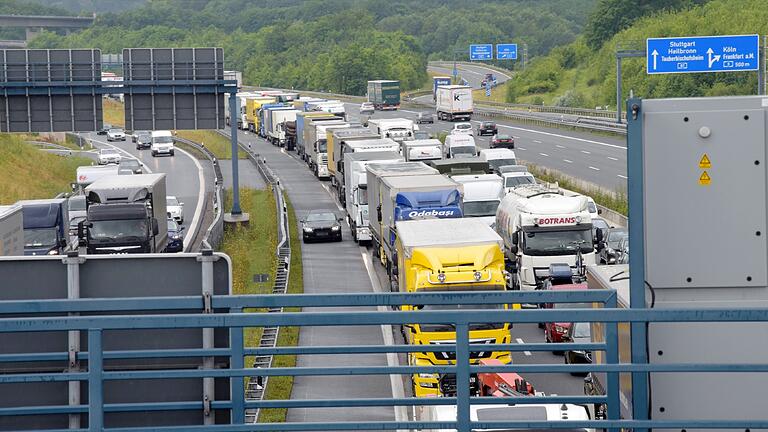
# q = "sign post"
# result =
<box><xmin>646</xmin><ymin>34</ymin><xmax>759</xmax><ymax>74</ymax></box>
<box><xmin>469</xmin><ymin>44</ymin><xmax>493</xmax><ymax>61</ymax></box>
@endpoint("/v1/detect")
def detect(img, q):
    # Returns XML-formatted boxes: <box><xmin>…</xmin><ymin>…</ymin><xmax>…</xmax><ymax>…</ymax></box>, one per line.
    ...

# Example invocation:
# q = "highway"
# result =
<box><xmin>84</xmin><ymin>133</ymin><xmax>210</xmax><ymax>251</ymax></box>
<box><xmin>427</xmin><ymin>61</ymin><xmax>512</xmax><ymax>89</ymax></box>
<box><xmin>348</xmin><ymin>104</ymin><xmax>627</xmax><ymax>191</ymax></box>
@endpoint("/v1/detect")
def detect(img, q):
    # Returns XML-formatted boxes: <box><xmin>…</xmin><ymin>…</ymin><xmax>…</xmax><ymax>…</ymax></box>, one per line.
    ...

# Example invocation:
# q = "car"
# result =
<box><xmin>106</xmin><ymin>128</ymin><xmax>126</xmax><ymax>142</ymax></box>
<box><xmin>119</xmin><ymin>158</ymin><xmax>143</xmax><ymax>174</ymax></box>
<box><xmin>166</xmin><ymin>196</ymin><xmax>184</xmax><ymax>224</ymax></box>
<box><xmin>598</xmin><ymin>227</ymin><xmax>628</xmax><ymax>264</ymax></box>
<box><xmin>131</xmin><ymin>130</ymin><xmax>149</xmax><ymax>143</ymax></box>
<box><xmin>451</xmin><ymin>122</ymin><xmax>474</xmax><ymax>136</ymax></box>
<box><xmin>586</xmin><ymin>197</ymin><xmax>601</xmax><ymax>218</ymax></box>
<box><xmin>543</xmin><ymin>282</ymin><xmax>588</xmax><ymax>352</ymax></box>
<box><xmin>564</xmin><ymin>322</ymin><xmax>592</xmax><ymax>376</ymax></box>
<box><xmin>360</xmin><ymin>102</ymin><xmax>375</xmax><ymax>115</ymax></box>
<box><xmin>96</xmin><ymin>124</ymin><xmax>112</xmax><ymax>135</ymax></box>
<box><xmin>416</xmin><ymin>112</ymin><xmax>434</xmax><ymax>124</ymax></box>
<box><xmin>301</xmin><ymin>209</ymin><xmax>343</xmax><ymax>242</ymax></box>
<box><xmin>591</xmin><ymin>218</ymin><xmax>610</xmax><ymax>248</ymax></box>
<box><xmin>490</xmin><ymin>134</ymin><xmax>515</xmax><ymax>149</ymax></box>
<box><xmin>97</xmin><ymin>148</ymin><xmax>121</xmax><ymax>165</ymax></box>
<box><xmin>135</xmin><ymin>132</ymin><xmax>152</xmax><ymax>150</ymax></box>
<box><xmin>165</xmin><ymin>219</ymin><xmax>184</xmax><ymax>252</ymax></box>
<box><xmin>476</xmin><ymin>121</ymin><xmax>497</xmax><ymax>136</ymax></box>
<box><xmin>616</xmin><ymin>236</ymin><xmax>630</xmax><ymax>264</ymax></box>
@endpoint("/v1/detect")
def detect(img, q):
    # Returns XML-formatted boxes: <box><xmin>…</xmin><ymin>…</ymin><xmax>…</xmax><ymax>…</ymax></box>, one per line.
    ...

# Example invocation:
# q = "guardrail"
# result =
<box><xmin>475</xmin><ymin>100</ymin><xmax>626</xmax><ymax>121</ymax></box>
<box><xmin>173</xmin><ymin>136</ymin><xmax>224</xmax><ymax>250</ymax></box>
<box><xmin>3</xmin><ymin>289</ymin><xmax>768</xmax><ymax>431</ymax></box>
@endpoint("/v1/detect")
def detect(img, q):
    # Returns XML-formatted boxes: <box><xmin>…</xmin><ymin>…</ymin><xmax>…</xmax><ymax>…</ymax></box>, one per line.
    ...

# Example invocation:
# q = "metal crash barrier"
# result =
<box><xmin>2</xmin><ymin>290</ymin><xmax>768</xmax><ymax>431</ymax></box>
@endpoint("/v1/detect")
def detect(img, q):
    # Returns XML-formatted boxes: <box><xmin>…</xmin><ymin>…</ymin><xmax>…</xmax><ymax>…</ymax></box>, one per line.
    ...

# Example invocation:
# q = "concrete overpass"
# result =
<box><xmin>0</xmin><ymin>14</ymin><xmax>95</xmax><ymax>48</ymax></box>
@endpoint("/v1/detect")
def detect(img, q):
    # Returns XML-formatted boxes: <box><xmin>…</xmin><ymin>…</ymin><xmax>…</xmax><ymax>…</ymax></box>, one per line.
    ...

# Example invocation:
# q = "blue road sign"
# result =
<box><xmin>470</xmin><ymin>44</ymin><xmax>493</xmax><ymax>61</ymax></box>
<box><xmin>647</xmin><ymin>34</ymin><xmax>759</xmax><ymax>74</ymax></box>
<box><xmin>497</xmin><ymin>44</ymin><xmax>518</xmax><ymax>60</ymax></box>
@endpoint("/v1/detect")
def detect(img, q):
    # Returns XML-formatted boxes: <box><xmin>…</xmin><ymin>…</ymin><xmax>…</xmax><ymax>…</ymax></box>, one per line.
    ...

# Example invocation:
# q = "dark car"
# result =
<box><xmin>165</xmin><ymin>219</ymin><xmax>184</xmax><ymax>252</ymax></box>
<box><xmin>132</xmin><ymin>130</ymin><xmax>149</xmax><ymax>143</ymax></box>
<box><xmin>476</xmin><ymin>121</ymin><xmax>498</xmax><ymax>136</ymax></box>
<box><xmin>416</xmin><ymin>112</ymin><xmax>434</xmax><ymax>124</ymax></box>
<box><xmin>96</xmin><ymin>124</ymin><xmax>112</xmax><ymax>135</ymax></box>
<box><xmin>616</xmin><ymin>237</ymin><xmax>630</xmax><ymax>264</ymax></box>
<box><xmin>564</xmin><ymin>322</ymin><xmax>592</xmax><ymax>375</ymax></box>
<box><xmin>119</xmin><ymin>158</ymin><xmax>143</xmax><ymax>174</ymax></box>
<box><xmin>598</xmin><ymin>227</ymin><xmax>628</xmax><ymax>264</ymax></box>
<box><xmin>591</xmin><ymin>218</ymin><xmax>610</xmax><ymax>248</ymax></box>
<box><xmin>301</xmin><ymin>210</ymin><xmax>343</xmax><ymax>242</ymax></box>
<box><xmin>135</xmin><ymin>132</ymin><xmax>152</xmax><ymax>150</ymax></box>
<box><xmin>490</xmin><ymin>134</ymin><xmax>515</xmax><ymax>149</ymax></box>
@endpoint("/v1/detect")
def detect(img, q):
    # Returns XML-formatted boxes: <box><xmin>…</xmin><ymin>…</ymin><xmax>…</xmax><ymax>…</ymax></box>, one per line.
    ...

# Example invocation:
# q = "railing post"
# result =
<box><xmin>605</xmin><ymin>294</ymin><xmax>620</xmax><ymax>432</ymax></box>
<box><xmin>230</xmin><ymin>307</ymin><xmax>245</xmax><ymax>424</ymax></box>
<box><xmin>65</xmin><ymin>251</ymin><xmax>84</xmax><ymax>430</ymax></box>
<box><xmin>88</xmin><ymin>329</ymin><xmax>103</xmax><ymax>432</ymax></box>
<box><xmin>456</xmin><ymin>323</ymin><xmax>470</xmax><ymax>432</ymax></box>
<box><xmin>199</xmin><ymin>249</ymin><xmax>217</xmax><ymax>424</ymax></box>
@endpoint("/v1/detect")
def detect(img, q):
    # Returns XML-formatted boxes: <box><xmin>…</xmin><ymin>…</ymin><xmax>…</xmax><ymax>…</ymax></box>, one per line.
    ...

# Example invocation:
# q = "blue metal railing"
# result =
<box><xmin>2</xmin><ymin>290</ymin><xmax>768</xmax><ymax>431</ymax></box>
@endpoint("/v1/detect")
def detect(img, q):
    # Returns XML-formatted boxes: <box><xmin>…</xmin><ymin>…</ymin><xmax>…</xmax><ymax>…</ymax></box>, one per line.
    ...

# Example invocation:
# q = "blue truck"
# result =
<box><xmin>366</xmin><ymin>162</ymin><xmax>464</xmax><ymax>277</ymax></box>
<box><xmin>18</xmin><ymin>198</ymin><xmax>69</xmax><ymax>256</ymax></box>
<box><xmin>433</xmin><ymin>76</ymin><xmax>452</xmax><ymax>101</ymax></box>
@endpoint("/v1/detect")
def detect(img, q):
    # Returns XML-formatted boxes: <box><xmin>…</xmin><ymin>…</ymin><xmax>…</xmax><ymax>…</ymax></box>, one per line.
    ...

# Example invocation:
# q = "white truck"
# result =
<box><xmin>497</xmin><ymin>165</ymin><xmax>536</xmax><ymax>193</ymax></box>
<box><xmin>305</xmin><ymin>120</ymin><xmax>349</xmax><ymax>179</ymax></box>
<box><xmin>368</xmin><ymin>118</ymin><xmax>416</xmax><ymax>143</ymax></box>
<box><xmin>444</xmin><ymin>134</ymin><xmax>477</xmax><ymax>159</ymax></box>
<box><xmin>452</xmin><ymin>174</ymin><xmax>504</xmax><ymax>226</ymax></box>
<box><xmin>436</xmin><ymin>85</ymin><xmax>473</xmax><ymax>122</ymax></box>
<box><xmin>402</xmin><ymin>139</ymin><xmax>443</xmax><ymax>162</ymax></box>
<box><xmin>266</xmin><ymin>107</ymin><xmax>299</xmax><ymax>147</ymax></box>
<box><xmin>73</xmin><ymin>165</ymin><xmax>120</xmax><ymax>193</ymax></box>
<box><xmin>0</xmin><ymin>205</ymin><xmax>23</xmax><ymax>256</ymax></box>
<box><xmin>495</xmin><ymin>183</ymin><xmax>596</xmax><ymax>291</ymax></box>
<box><xmin>334</xmin><ymin>137</ymin><xmax>400</xmax><ymax>204</ymax></box>
<box><xmin>312</xmin><ymin>101</ymin><xmax>346</xmax><ymax>120</ymax></box>
<box><xmin>343</xmin><ymin>151</ymin><xmax>403</xmax><ymax>244</ymax></box>
<box><xmin>419</xmin><ymin>403</ymin><xmax>591</xmax><ymax>432</ymax></box>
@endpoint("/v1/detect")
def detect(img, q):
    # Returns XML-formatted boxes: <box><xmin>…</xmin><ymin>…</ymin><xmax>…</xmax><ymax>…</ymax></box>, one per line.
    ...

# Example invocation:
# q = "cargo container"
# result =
<box><xmin>436</xmin><ymin>85</ymin><xmax>473</xmax><ymax>121</ymax></box>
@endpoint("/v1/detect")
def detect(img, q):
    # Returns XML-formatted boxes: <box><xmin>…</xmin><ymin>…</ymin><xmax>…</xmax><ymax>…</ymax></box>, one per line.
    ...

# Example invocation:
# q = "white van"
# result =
<box><xmin>479</xmin><ymin>148</ymin><xmax>517</xmax><ymax>172</ymax></box>
<box><xmin>443</xmin><ymin>134</ymin><xmax>477</xmax><ymax>159</ymax></box>
<box><xmin>151</xmin><ymin>131</ymin><xmax>175</xmax><ymax>157</ymax></box>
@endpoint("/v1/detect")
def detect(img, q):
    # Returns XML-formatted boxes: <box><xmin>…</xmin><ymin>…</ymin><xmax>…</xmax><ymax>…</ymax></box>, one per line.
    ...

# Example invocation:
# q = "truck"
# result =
<box><xmin>264</xmin><ymin>106</ymin><xmax>299</xmax><ymax>147</ymax></box>
<box><xmin>17</xmin><ymin>199</ymin><xmax>69</xmax><ymax>256</ymax></box>
<box><xmin>225</xmin><ymin>91</ymin><xmax>249</xmax><ymax>128</ymax></box>
<box><xmin>73</xmin><ymin>164</ymin><xmax>120</xmax><ymax>193</ymax></box>
<box><xmin>0</xmin><ymin>205</ymin><xmax>23</xmax><ymax>256</ymax></box>
<box><xmin>306</xmin><ymin>120</ymin><xmax>350</xmax><ymax>179</ymax></box>
<box><xmin>427</xmin><ymin>158</ymin><xmax>490</xmax><ymax>176</ymax></box>
<box><xmin>436</xmin><ymin>85</ymin><xmax>473</xmax><ymax>122</ymax></box>
<box><xmin>332</xmin><ymin>137</ymin><xmax>401</xmax><ymax>204</ymax></box>
<box><xmin>495</xmin><ymin>183</ymin><xmax>596</xmax><ymax>291</ymax></box>
<box><xmin>275</xmin><ymin>92</ymin><xmax>299</xmax><ymax>103</ymax></box>
<box><xmin>223</xmin><ymin>70</ymin><xmax>242</xmax><ymax>89</ymax></box>
<box><xmin>367</xmin><ymin>118</ymin><xmax>415</xmax><ymax>143</ymax></box>
<box><xmin>432</xmin><ymin>76</ymin><xmax>452</xmax><ymax>101</ymax></box>
<box><xmin>293</xmin><ymin>97</ymin><xmax>325</xmax><ymax>111</ymax></box>
<box><xmin>257</xmin><ymin>103</ymin><xmax>288</xmax><ymax>138</ymax></box>
<box><xmin>296</xmin><ymin>112</ymin><xmax>338</xmax><ymax>161</ymax></box>
<box><xmin>328</xmin><ymin>127</ymin><xmax>380</xmax><ymax>191</ymax></box>
<box><xmin>394</xmin><ymin>218</ymin><xmax>511</xmax><ymax>397</ymax></box>
<box><xmin>311</xmin><ymin>100</ymin><xmax>346</xmax><ymax>120</ymax></box>
<box><xmin>84</xmin><ymin>173</ymin><xmax>168</xmax><ymax>254</ymax></box>
<box><xmin>402</xmin><ymin>139</ymin><xmax>443</xmax><ymax>162</ymax></box>
<box><xmin>245</xmin><ymin>96</ymin><xmax>276</xmax><ymax>132</ymax></box>
<box><xmin>367</xmin><ymin>164</ymin><xmax>463</xmax><ymax>275</ymax></box>
<box><xmin>284</xmin><ymin>120</ymin><xmax>297</xmax><ymax>151</ymax></box>
<box><xmin>367</xmin><ymin>80</ymin><xmax>400</xmax><ymax>110</ymax></box>
<box><xmin>452</xmin><ymin>174</ymin><xmax>504</xmax><ymax>226</ymax></box>
<box><xmin>343</xmin><ymin>151</ymin><xmax>403</xmax><ymax>244</ymax></box>
<box><xmin>443</xmin><ymin>134</ymin><xmax>477</xmax><ymax>159</ymax></box>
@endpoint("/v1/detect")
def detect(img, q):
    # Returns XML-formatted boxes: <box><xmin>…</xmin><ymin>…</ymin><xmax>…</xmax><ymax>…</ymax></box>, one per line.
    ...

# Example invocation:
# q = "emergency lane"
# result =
<box><xmin>231</xmin><ymin>129</ymin><xmax>400</xmax><ymax>426</ymax></box>
<box><xmin>83</xmin><ymin>132</ymin><xmax>209</xmax><ymax>251</ymax></box>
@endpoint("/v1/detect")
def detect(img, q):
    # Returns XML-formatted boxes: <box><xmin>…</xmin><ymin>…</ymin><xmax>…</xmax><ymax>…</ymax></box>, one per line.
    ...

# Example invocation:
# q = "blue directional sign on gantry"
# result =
<box><xmin>470</xmin><ymin>44</ymin><xmax>493</xmax><ymax>61</ymax></box>
<box><xmin>647</xmin><ymin>34</ymin><xmax>759</xmax><ymax>74</ymax></box>
<box><xmin>496</xmin><ymin>44</ymin><xmax>518</xmax><ymax>60</ymax></box>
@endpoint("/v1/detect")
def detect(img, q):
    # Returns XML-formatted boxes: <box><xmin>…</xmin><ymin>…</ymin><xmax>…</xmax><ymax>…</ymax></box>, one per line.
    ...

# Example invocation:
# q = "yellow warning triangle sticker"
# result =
<box><xmin>699</xmin><ymin>170</ymin><xmax>711</xmax><ymax>186</ymax></box>
<box><xmin>699</xmin><ymin>154</ymin><xmax>712</xmax><ymax>169</ymax></box>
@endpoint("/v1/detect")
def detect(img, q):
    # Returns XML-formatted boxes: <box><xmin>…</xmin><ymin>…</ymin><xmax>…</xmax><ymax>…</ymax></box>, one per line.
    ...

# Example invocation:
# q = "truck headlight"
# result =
<box><xmin>473</xmin><ymin>271</ymin><xmax>482</xmax><ymax>281</ymax></box>
<box><xmin>418</xmin><ymin>373</ymin><xmax>438</xmax><ymax>379</ymax></box>
<box><xmin>437</xmin><ymin>273</ymin><xmax>446</xmax><ymax>283</ymax></box>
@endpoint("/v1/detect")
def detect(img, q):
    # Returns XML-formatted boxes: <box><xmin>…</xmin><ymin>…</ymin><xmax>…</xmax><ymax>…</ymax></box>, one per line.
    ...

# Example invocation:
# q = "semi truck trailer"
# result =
<box><xmin>245</xmin><ymin>96</ymin><xmax>275</xmax><ymax>132</ymax></box>
<box><xmin>306</xmin><ymin>121</ymin><xmax>350</xmax><ymax>179</ymax></box>
<box><xmin>432</xmin><ymin>76</ymin><xmax>451</xmax><ymax>101</ymax></box>
<box><xmin>264</xmin><ymin>106</ymin><xmax>299</xmax><ymax>147</ymax></box>
<box><xmin>367</xmin><ymin>80</ymin><xmax>400</xmax><ymax>110</ymax></box>
<box><xmin>436</xmin><ymin>85</ymin><xmax>473</xmax><ymax>121</ymax></box>
<box><xmin>328</xmin><ymin>127</ymin><xmax>380</xmax><ymax>191</ymax></box>
<box><xmin>295</xmin><ymin>112</ymin><xmax>338</xmax><ymax>160</ymax></box>
<box><xmin>84</xmin><ymin>173</ymin><xmax>168</xmax><ymax>254</ymax></box>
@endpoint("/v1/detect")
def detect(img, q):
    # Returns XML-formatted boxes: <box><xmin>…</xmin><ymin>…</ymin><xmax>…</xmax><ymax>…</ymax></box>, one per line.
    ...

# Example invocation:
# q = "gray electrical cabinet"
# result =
<box><xmin>639</xmin><ymin>96</ymin><xmax>768</xmax><ymax>425</ymax></box>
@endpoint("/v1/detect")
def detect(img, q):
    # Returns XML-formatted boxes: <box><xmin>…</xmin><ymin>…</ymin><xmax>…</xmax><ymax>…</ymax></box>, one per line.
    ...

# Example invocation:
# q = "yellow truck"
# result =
<box><xmin>394</xmin><ymin>218</ymin><xmax>513</xmax><ymax>397</ymax></box>
<box><xmin>245</xmin><ymin>96</ymin><xmax>275</xmax><ymax>132</ymax></box>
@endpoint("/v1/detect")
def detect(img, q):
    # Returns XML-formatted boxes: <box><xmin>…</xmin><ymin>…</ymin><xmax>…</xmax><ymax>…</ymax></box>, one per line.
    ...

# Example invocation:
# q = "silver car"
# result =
<box><xmin>97</xmin><ymin>148</ymin><xmax>121</xmax><ymax>165</ymax></box>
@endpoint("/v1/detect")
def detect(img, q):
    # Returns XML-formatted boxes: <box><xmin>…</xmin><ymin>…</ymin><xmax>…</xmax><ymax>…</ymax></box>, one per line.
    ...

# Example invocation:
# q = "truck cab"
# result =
<box><xmin>496</xmin><ymin>165</ymin><xmax>536</xmax><ymax>193</ymax></box>
<box><xmin>368</xmin><ymin>118</ymin><xmax>416</xmax><ymax>143</ymax></box>
<box><xmin>452</xmin><ymin>174</ymin><xmax>503</xmax><ymax>226</ymax></box>
<box><xmin>18</xmin><ymin>199</ymin><xmax>68</xmax><ymax>256</ymax></box>
<box><xmin>444</xmin><ymin>134</ymin><xmax>477</xmax><ymax>159</ymax></box>
<box><xmin>395</xmin><ymin>219</ymin><xmax>512</xmax><ymax>397</ymax></box>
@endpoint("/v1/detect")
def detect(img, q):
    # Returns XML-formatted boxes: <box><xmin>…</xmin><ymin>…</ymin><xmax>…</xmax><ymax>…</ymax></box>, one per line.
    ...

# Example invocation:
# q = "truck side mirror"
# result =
<box><xmin>376</xmin><ymin>204</ymin><xmax>382</xmax><ymax>222</ymax></box>
<box><xmin>510</xmin><ymin>245</ymin><xmax>518</xmax><ymax>255</ymax></box>
<box><xmin>337</xmin><ymin>161</ymin><xmax>342</xmax><ymax>172</ymax></box>
<box><xmin>152</xmin><ymin>218</ymin><xmax>159</xmax><ymax>236</ymax></box>
<box><xmin>596</xmin><ymin>229</ymin><xmax>604</xmax><ymax>244</ymax></box>
<box><xmin>511</xmin><ymin>231</ymin><xmax>519</xmax><ymax>245</ymax></box>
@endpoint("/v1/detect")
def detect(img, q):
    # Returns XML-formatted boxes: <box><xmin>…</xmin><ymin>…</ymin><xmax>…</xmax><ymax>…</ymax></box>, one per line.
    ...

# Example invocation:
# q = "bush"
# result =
<box><xmin>505</xmin><ymin>84</ymin><xmax>518</xmax><ymax>103</ymax></box>
<box><xmin>531</xmin><ymin>96</ymin><xmax>545</xmax><ymax>106</ymax></box>
<box><xmin>553</xmin><ymin>90</ymin><xmax>586</xmax><ymax>107</ymax></box>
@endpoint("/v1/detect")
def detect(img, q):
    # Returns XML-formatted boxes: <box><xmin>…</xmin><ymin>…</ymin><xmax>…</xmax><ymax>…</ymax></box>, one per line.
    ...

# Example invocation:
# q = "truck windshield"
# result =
<box><xmin>68</xmin><ymin>196</ymin><xmax>86</xmax><ymax>211</ymax></box>
<box><xmin>357</xmin><ymin>186</ymin><xmax>368</xmax><ymax>206</ymax></box>
<box><xmin>154</xmin><ymin>136</ymin><xmax>173</xmax><ymax>144</ymax></box>
<box><xmin>463</xmin><ymin>200</ymin><xmax>500</xmax><ymax>217</ymax></box>
<box><xmin>418</xmin><ymin>303</ymin><xmax>505</xmax><ymax>332</ymax></box>
<box><xmin>488</xmin><ymin>158</ymin><xmax>517</xmax><ymax>171</ymax></box>
<box><xmin>89</xmin><ymin>219</ymin><xmax>148</xmax><ymax>242</ymax></box>
<box><xmin>316</xmin><ymin>140</ymin><xmax>327</xmax><ymax>153</ymax></box>
<box><xmin>505</xmin><ymin>176</ymin><xmax>535</xmax><ymax>188</ymax></box>
<box><xmin>522</xmin><ymin>227</ymin><xmax>593</xmax><ymax>256</ymax></box>
<box><xmin>24</xmin><ymin>228</ymin><xmax>58</xmax><ymax>248</ymax></box>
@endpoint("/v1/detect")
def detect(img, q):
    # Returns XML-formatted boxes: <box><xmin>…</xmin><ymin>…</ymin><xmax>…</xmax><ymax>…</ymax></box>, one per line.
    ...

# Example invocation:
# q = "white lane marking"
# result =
<box><xmin>538</xmin><ymin>153</ymin><xmax>549</xmax><ymax>157</ymax></box>
<box><xmin>581</xmin><ymin>150</ymin><xmax>591</xmax><ymax>155</ymax></box>
<box><xmin>175</xmin><ymin>146</ymin><xmax>206</xmax><ymax>252</ymax></box>
<box><xmin>89</xmin><ymin>137</ymin><xmax>153</xmax><ymax>173</ymax></box>
<box><xmin>563</xmin><ymin>159</ymin><xmax>573</xmax><ymax>164</ymax></box>
<box><xmin>617</xmin><ymin>174</ymin><xmax>628</xmax><ymax>179</ymax></box>
<box><xmin>496</xmin><ymin>124</ymin><xmax>626</xmax><ymax>150</ymax></box>
<box><xmin>320</xmin><ymin>183</ymin><xmax>345</xmax><ymax>212</ymax></box>
<box><xmin>517</xmin><ymin>147</ymin><xmax>527</xmax><ymax>151</ymax></box>
<box><xmin>516</xmin><ymin>338</ymin><xmax>532</xmax><ymax>356</ymax></box>
<box><xmin>607</xmin><ymin>156</ymin><xmax>618</xmax><ymax>161</ymax></box>
<box><xmin>533</xmin><ymin>140</ymin><xmax>542</xmax><ymax>144</ymax></box>
<box><xmin>400</xmin><ymin>109</ymin><xmax>419</xmax><ymax>114</ymax></box>
<box><xmin>555</xmin><ymin>145</ymin><xmax>565</xmax><ymax>149</ymax></box>
<box><xmin>589</xmin><ymin>166</ymin><xmax>601</xmax><ymax>171</ymax></box>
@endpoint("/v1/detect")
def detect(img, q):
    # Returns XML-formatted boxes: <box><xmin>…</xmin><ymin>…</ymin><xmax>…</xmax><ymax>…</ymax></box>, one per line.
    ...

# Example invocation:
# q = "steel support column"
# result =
<box><xmin>455</xmin><ymin>323</ymin><xmax>470</xmax><ymax>432</ymax></box>
<box><xmin>87</xmin><ymin>329</ymin><xmax>103</xmax><ymax>432</ymax></box>
<box><xmin>229</xmin><ymin>92</ymin><xmax>242</xmax><ymax>215</ymax></box>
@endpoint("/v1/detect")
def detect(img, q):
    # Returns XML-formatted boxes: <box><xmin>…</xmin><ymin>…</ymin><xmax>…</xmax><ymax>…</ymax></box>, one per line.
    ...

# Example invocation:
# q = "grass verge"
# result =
<box><xmin>103</xmin><ymin>98</ymin><xmax>125</xmax><ymax>127</ymax></box>
<box><xmin>525</xmin><ymin>163</ymin><xmax>627</xmax><ymax>216</ymax></box>
<box><xmin>176</xmin><ymin>130</ymin><xmax>247</xmax><ymax>159</ymax></box>
<box><xmin>0</xmin><ymin>134</ymin><xmax>92</xmax><ymax>204</ymax></box>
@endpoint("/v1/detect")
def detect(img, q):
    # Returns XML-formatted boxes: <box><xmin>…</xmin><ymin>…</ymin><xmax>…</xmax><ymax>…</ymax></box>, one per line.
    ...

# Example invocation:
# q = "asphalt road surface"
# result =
<box><xmin>428</xmin><ymin>62</ymin><xmax>512</xmax><ymax>89</ymax></box>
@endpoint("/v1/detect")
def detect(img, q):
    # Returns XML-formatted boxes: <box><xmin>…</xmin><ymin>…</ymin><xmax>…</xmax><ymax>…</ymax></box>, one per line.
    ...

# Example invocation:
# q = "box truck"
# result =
<box><xmin>264</xmin><ymin>106</ymin><xmax>299</xmax><ymax>147</ymax></box>
<box><xmin>0</xmin><ymin>205</ymin><xmax>23</xmax><ymax>256</ymax></box>
<box><xmin>333</xmin><ymin>137</ymin><xmax>400</xmax><ymax>204</ymax></box>
<box><xmin>436</xmin><ymin>85</ymin><xmax>473</xmax><ymax>121</ymax></box>
<box><xmin>367</xmin><ymin>80</ymin><xmax>400</xmax><ymax>110</ymax></box>
<box><xmin>306</xmin><ymin>121</ymin><xmax>350</xmax><ymax>179</ymax></box>
<box><xmin>328</xmin><ymin>127</ymin><xmax>380</xmax><ymax>191</ymax></box>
